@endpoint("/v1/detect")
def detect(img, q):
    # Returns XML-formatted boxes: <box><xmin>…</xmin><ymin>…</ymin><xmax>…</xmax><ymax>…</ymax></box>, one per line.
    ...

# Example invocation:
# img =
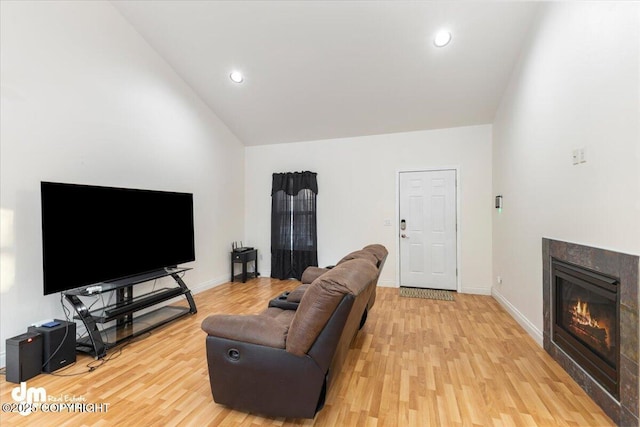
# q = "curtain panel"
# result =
<box><xmin>271</xmin><ymin>171</ymin><xmax>318</xmax><ymax>280</ymax></box>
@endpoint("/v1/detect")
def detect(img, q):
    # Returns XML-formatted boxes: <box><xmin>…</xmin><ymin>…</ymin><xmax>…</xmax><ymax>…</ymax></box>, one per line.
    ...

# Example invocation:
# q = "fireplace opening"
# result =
<box><xmin>552</xmin><ymin>259</ymin><xmax>620</xmax><ymax>400</ymax></box>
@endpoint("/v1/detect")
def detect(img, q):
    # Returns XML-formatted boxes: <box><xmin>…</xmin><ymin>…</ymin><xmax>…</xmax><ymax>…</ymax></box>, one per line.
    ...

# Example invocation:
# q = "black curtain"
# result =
<box><xmin>271</xmin><ymin>171</ymin><xmax>318</xmax><ymax>280</ymax></box>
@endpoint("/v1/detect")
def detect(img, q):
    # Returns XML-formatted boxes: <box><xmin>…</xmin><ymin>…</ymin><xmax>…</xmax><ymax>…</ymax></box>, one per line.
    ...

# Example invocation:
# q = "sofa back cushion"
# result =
<box><xmin>300</xmin><ymin>266</ymin><xmax>329</xmax><ymax>285</ymax></box>
<box><xmin>362</xmin><ymin>244</ymin><xmax>388</xmax><ymax>266</ymax></box>
<box><xmin>286</xmin><ymin>259</ymin><xmax>378</xmax><ymax>356</ymax></box>
<box><xmin>286</xmin><ymin>283</ymin><xmax>311</xmax><ymax>302</ymax></box>
<box><xmin>336</xmin><ymin>250</ymin><xmax>378</xmax><ymax>267</ymax></box>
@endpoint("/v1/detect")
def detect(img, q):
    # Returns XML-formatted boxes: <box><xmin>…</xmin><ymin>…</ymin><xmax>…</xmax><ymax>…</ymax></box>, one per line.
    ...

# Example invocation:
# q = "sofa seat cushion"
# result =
<box><xmin>201</xmin><ymin>307</ymin><xmax>295</xmax><ymax>349</ymax></box>
<box><xmin>286</xmin><ymin>258</ymin><xmax>378</xmax><ymax>356</ymax></box>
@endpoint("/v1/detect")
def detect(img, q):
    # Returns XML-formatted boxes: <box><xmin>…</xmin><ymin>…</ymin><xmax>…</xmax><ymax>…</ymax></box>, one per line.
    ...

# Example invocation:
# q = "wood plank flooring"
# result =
<box><xmin>0</xmin><ymin>278</ymin><xmax>614</xmax><ymax>426</ymax></box>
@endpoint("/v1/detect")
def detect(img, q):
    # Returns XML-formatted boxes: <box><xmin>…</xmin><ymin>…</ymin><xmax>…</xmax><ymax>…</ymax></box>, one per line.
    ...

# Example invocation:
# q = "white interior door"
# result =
<box><xmin>399</xmin><ymin>170</ymin><xmax>457</xmax><ymax>290</ymax></box>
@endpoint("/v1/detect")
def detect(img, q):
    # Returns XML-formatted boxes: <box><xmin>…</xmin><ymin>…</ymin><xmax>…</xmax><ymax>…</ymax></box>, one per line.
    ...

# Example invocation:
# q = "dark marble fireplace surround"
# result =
<box><xmin>543</xmin><ymin>239</ymin><xmax>639</xmax><ymax>426</ymax></box>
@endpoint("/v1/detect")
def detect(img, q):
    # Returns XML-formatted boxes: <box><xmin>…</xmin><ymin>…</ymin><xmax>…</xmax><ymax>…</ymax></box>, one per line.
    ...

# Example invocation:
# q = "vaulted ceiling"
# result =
<box><xmin>112</xmin><ymin>1</ymin><xmax>540</xmax><ymax>146</ymax></box>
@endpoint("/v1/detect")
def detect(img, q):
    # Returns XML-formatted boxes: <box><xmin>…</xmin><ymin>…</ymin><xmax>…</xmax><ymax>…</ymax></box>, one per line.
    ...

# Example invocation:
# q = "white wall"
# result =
<box><xmin>492</xmin><ymin>2</ymin><xmax>640</xmax><ymax>343</ymax></box>
<box><xmin>245</xmin><ymin>125</ymin><xmax>493</xmax><ymax>293</ymax></box>
<box><xmin>0</xmin><ymin>1</ymin><xmax>244</xmax><ymax>365</ymax></box>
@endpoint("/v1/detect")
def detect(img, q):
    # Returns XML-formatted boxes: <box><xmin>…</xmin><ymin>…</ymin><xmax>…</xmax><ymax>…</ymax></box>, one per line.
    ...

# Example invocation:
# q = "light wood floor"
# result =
<box><xmin>0</xmin><ymin>278</ymin><xmax>614</xmax><ymax>426</ymax></box>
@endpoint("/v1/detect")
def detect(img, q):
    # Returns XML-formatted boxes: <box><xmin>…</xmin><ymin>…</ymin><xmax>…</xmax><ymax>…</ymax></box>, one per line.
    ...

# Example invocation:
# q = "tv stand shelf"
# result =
<box><xmin>64</xmin><ymin>268</ymin><xmax>197</xmax><ymax>358</ymax></box>
<box><xmin>89</xmin><ymin>287</ymin><xmax>187</xmax><ymax>322</ymax></box>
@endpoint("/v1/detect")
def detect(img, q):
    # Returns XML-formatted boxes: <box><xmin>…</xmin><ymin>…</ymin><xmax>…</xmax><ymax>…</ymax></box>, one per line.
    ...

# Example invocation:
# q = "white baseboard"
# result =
<box><xmin>491</xmin><ymin>287</ymin><xmax>543</xmax><ymax>347</ymax></box>
<box><xmin>460</xmin><ymin>286</ymin><xmax>492</xmax><ymax>295</ymax></box>
<box><xmin>383</xmin><ymin>282</ymin><xmax>492</xmax><ymax>295</ymax></box>
<box><xmin>377</xmin><ymin>280</ymin><xmax>397</xmax><ymax>288</ymax></box>
<box><xmin>189</xmin><ymin>274</ymin><xmax>228</xmax><ymax>295</ymax></box>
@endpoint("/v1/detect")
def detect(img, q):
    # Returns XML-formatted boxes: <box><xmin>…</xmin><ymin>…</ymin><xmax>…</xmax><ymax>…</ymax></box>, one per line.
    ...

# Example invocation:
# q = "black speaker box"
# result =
<box><xmin>6</xmin><ymin>332</ymin><xmax>42</xmax><ymax>383</ymax></box>
<box><xmin>28</xmin><ymin>320</ymin><xmax>76</xmax><ymax>373</ymax></box>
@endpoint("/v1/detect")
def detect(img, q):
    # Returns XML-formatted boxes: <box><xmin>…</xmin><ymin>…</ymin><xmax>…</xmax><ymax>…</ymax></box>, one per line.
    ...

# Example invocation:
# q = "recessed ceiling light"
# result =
<box><xmin>229</xmin><ymin>71</ymin><xmax>244</xmax><ymax>83</ymax></box>
<box><xmin>434</xmin><ymin>30</ymin><xmax>452</xmax><ymax>48</ymax></box>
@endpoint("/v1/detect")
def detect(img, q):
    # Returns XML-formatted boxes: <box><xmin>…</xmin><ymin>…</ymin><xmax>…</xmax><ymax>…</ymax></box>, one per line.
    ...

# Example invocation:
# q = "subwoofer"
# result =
<box><xmin>28</xmin><ymin>320</ymin><xmax>76</xmax><ymax>373</ymax></box>
<box><xmin>6</xmin><ymin>332</ymin><xmax>42</xmax><ymax>383</ymax></box>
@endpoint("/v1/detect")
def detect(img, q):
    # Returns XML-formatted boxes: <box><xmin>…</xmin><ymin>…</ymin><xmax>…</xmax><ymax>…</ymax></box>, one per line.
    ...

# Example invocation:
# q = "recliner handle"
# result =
<box><xmin>227</xmin><ymin>348</ymin><xmax>241</xmax><ymax>361</ymax></box>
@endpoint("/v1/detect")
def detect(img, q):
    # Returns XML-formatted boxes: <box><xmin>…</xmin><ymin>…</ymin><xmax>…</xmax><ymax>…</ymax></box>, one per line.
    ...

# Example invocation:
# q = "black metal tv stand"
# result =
<box><xmin>63</xmin><ymin>267</ymin><xmax>197</xmax><ymax>358</ymax></box>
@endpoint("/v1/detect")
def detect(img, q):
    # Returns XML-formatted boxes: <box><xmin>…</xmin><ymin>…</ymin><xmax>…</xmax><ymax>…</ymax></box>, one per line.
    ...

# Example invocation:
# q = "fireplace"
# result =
<box><xmin>552</xmin><ymin>259</ymin><xmax>619</xmax><ymax>399</ymax></box>
<box><xmin>543</xmin><ymin>239</ymin><xmax>639</xmax><ymax>426</ymax></box>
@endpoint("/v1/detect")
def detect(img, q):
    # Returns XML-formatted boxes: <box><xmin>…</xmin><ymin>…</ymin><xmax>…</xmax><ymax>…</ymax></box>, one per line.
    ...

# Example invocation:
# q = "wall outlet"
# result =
<box><xmin>572</xmin><ymin>147</ymin><xmax>586</xmax><ymax>165</ymax></box>
<box><xmin>497</xmin><ymin>276</ymin><xmax>503</xmax><ymax>285</ymax></box>
<box><xmin>572</xmin><ymin>149</ymin><xmax>580</xmax><ymax>165</ymax></box>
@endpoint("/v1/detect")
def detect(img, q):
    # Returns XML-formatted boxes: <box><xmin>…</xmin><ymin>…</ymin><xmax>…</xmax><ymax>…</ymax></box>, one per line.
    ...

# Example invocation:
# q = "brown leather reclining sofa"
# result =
<box><xmin>201</xmin><ymin>244</ymin><xmax>388</xmax><ymax>419</ymax></box>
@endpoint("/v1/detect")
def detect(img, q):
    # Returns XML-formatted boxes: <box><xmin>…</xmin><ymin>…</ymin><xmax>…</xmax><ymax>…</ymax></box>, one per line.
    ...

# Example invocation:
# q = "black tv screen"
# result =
<box><xmin>41</xmin><ymin>182</ymin><xmax>195</xmax><ymax>295</ymax></box>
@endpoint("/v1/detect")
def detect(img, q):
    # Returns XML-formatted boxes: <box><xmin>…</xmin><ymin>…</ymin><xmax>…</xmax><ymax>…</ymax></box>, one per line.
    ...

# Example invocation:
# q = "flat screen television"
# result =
<box><xmin>41</xmin><ymin>181</ymin><xmax>195</xmax><ymax>295</ymax></box>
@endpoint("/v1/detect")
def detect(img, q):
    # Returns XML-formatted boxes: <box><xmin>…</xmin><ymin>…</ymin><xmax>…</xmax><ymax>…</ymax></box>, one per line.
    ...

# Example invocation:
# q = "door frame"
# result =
<box><xmin>395</xmin><ymin>167</ymin><xmax>461</xmax><ymax>292</ymax></box>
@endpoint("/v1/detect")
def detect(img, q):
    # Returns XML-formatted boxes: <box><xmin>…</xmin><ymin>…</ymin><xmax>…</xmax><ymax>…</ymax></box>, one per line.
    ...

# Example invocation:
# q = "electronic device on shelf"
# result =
<box><xmin>232</xmin><ymin>241</ymin><xmax>254</xmax><ymax>253</ymax></box>
<box><xmin>41</xmin><ymin>321</ymin><xmax>61</xmax><ymax>328</ymax></box>
<box><xmin>85</xmin><ymin>285</ymin><xmax>102</xmax><ymax>294</ymax></box>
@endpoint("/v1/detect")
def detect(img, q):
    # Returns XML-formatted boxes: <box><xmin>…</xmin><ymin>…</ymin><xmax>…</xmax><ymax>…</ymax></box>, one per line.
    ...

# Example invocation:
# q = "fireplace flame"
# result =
<box><xmin>573</xmin><ymin>299</ymin><xmax>599</xmax><ymax>328</ymax></box>
<box><xmin>571</xmin><ymin>298</ymin><xmax>610</xmax><ymax>350</ymax></box>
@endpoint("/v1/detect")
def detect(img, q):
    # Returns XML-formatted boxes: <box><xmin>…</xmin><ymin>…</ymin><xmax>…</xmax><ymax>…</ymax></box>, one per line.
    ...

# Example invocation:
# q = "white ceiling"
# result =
<box><xmin>112</xmin><ymin>1</ymin><xmax>540</xmax><ymax>146</ymax></box>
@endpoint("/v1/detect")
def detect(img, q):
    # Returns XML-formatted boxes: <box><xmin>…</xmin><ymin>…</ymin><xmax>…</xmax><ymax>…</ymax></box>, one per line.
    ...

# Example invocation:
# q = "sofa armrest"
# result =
<box><xmin>268</xmin><ymin>293</ymin><xmax>301</xmax><ymax>310</ymax></box>
<box><xmin>201</xmin><ymin>312</ymin><xmax>291</xmax><ymax>349</ymax></box>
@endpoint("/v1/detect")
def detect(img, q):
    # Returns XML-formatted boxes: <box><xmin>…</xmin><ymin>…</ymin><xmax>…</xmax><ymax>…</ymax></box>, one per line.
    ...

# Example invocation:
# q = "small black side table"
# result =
<box><xmin>231</xmin><ymin>249</ymin><xmax>259</xmax><ymax>283</ymax></box>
